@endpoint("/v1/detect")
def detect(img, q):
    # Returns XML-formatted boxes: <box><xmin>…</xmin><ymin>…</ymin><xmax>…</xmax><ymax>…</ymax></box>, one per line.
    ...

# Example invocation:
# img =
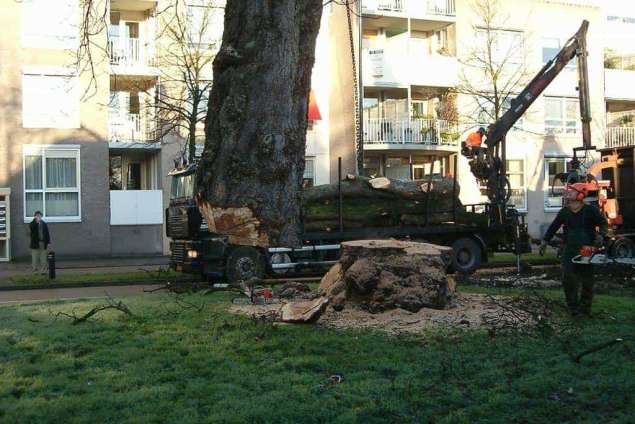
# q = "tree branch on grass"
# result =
<box><xmin>54</xmin><ymin>294</ymin><xmax>134</xmax><ymax>325</ymax></box>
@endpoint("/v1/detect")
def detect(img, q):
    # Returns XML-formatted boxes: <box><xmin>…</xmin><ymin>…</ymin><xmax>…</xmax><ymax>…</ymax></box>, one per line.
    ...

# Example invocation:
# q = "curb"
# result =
<box><xmin>0</xmin><ymin>279</ymin><xmax>200</xmax><ymax>292</ymax></box>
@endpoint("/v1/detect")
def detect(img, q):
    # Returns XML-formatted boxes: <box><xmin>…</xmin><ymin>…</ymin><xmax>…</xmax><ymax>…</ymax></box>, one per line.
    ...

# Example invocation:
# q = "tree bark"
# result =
<box><xmin>195</xmin><ymin>0</ymin><xmax>323</xmax><ymax>247</ymax></box>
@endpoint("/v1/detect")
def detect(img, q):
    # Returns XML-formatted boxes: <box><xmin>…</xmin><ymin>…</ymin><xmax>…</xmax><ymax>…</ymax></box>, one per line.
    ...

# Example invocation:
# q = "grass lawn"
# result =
<box><xmin>7</xmin><ymin>270</ymin><xmax>191</xmax><ymax>286</ymax></box>
<box><xmin>0</xmin><ymin>288</ymin><xmax>633</xmax><ymax>423</ymax></box>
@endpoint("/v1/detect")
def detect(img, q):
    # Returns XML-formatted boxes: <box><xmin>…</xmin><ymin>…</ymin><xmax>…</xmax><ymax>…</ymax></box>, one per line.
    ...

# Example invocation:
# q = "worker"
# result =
<box><xmin>539</xmin><ymin>183</ymin><xmax>608</xmax><ymax>316</ymax></box>
<box><xmin>463</xmin><ymin>127</ymin><xmax>486</xmax><ymax>160</ymax></box>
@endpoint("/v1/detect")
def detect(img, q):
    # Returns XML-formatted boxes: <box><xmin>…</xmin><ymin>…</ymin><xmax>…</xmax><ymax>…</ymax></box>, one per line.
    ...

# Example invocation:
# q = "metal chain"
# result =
<box><xmin>345</xmin><ymin>0</ymin><xmax>363</xmax><ymax>174</ymax></box>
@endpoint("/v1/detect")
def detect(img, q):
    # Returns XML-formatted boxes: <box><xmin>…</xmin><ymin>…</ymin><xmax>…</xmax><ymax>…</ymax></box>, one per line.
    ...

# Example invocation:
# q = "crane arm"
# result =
<box><xmin>485</xmin><ymin>20</ymin><xmax>590</xmax><ymax>153</ymax></box>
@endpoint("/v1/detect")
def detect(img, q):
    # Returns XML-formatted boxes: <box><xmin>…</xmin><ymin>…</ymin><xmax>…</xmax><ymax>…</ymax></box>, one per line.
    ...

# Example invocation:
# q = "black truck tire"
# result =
<box><xmin>451</xmin><ymin>238</ymin><xmax>482</xmax><ymax>274</ymax></box>
<box><xmin>610</xmin><ymin>237</ymin><xmax>635</xmax><ymax>258</ymax></box>
<box><xmin>226</xmin><ymin>246</ymin><xmax>266</xmax><ymax>284</ymax></box>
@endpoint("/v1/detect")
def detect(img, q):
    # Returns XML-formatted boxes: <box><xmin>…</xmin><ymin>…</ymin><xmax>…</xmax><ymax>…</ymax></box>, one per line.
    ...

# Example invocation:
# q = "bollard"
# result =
<box><xmin>47</xmin><ymin>251</ymin><xmax>56</xmax><ymax>280</ymax></box>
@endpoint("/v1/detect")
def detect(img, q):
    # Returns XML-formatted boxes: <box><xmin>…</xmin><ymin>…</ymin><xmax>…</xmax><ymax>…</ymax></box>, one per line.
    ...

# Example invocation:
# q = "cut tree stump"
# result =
<box><xmin>319</xmin><ymin>240</ymin><xmax>455</xmax><ymax>313</ymax></box>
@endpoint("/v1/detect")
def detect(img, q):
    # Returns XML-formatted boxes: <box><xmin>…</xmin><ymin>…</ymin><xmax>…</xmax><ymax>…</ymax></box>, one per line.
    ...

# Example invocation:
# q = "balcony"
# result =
<box><xmin>606</xmin><ymin>127</ymin><xmax>635</xmax><ymax>149</ymax></box>
<box><xmin>108</xmin><ymin>36</ymin><xmax>157</xmax><ymax>75</ymax></box>
<box><xmin>110</xmin><ymin>190</ymin><xmax>163</xmax><ymax>225</ymax></box>
<box><xmin>363</xmin><ymin>43</ymin><xmax>458</xmax><ymax>88</ymax></box>
<box><xmin>109</xmin><ymin>114</ymin><xmax>155</xmax><ymax>144</ymax></box>
<box><xmin>364</xmin><ymin>118</ymin><xmax>459</xmax><ymax>148</ymax></box>
<box><xmin>605</xmin><ymin>69</ymin><xmax>635</xmax><ymax>101</ymax></box>
<box><xmin>362</xmin><ymin>0</ymin><xmax>455</xmax><ymax>17</ymax></box>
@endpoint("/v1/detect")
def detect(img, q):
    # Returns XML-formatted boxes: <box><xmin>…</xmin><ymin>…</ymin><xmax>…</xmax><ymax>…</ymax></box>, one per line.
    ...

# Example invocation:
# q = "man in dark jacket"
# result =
<box><xmin>29</xmin><ymin>211</ymin><xmax>50</xmax><ymax>274</ymax></box>
<box><xmin>539</xmin><ymin>185</ymin><xmax>607</xmax><ymax>316</ymax></box>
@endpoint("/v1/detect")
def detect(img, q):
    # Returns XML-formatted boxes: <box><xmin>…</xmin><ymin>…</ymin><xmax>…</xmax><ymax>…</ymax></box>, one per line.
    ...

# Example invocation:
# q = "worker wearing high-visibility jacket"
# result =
<box><xmin>465</xmin><ymin>127</ymin><xmax>485</xmax><ymax>148</ymax></box>
<box><xmin>539</xmin><ymin>183</ymin><xmax>608</xmax><ymax>316</ymax></box>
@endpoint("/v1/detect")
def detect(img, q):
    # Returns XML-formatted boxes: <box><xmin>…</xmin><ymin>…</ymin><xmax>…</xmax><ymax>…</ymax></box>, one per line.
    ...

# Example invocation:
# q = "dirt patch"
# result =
<box><xmin>229</xmin><ymin>293</ymin><xmax>504</xmax><ymax>334</ymax></box>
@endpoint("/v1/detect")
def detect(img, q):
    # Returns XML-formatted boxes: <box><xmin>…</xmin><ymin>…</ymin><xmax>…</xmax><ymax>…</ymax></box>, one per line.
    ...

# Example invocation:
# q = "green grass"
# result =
<box><xmin>8</xmin><ymin>270</ymin><xmax>190</xmax><ymax>286</ymax></box>
<box><xmin>488</xmin><ymin>252</ymin><xmax>559</xmax><ymax>266</ymax></box>
<box><xmin>0</xmin><ymin>289</ymin><xmax>634</xmax><ymax>423</ymax></box>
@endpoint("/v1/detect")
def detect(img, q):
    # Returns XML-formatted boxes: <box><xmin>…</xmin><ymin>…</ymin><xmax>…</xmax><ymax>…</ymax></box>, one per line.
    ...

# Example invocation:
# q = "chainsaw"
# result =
<box><xmin>571</xmin><ymin>245</ymin><xmax>635</xmax><ymax>268</ymax></box>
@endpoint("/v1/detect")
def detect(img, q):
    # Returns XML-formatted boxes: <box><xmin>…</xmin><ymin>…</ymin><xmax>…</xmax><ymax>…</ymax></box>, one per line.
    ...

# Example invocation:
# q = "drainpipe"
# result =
<box><xmin>358</xmin><ymin>0</ymin><xmax>365</xmax><ymax>175</ymax></box>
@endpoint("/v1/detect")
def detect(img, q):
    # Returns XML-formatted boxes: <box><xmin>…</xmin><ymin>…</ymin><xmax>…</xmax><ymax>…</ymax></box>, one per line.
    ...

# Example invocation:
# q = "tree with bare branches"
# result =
<box><xmin>456</xmin><ymin>0</ymin><xmax>531</xmax><ymax>130</ymax></box>
<box><xmin>152</xmin><ymin>0</ymin><xmax>223</xmax><ymax>162</ymax></box>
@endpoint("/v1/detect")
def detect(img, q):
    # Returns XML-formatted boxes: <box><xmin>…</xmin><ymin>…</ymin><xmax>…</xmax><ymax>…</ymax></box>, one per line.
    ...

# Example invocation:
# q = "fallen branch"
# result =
<box><xmin>574</xmin><ymin>338</ymin><xmax>624</xmax><ymax>363</ymax></box>
<box><xmin>55</xmin><ymin>294</ymin><xmax>134</xmax><ymax>325</ymax></box>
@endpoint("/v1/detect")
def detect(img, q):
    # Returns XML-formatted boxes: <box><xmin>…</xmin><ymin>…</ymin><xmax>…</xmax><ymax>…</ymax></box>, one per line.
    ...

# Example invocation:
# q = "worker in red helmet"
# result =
<box><xmin>539</xmin><ymin>183</ymin><xmax>607</xmax><ymax>316</ymax></box>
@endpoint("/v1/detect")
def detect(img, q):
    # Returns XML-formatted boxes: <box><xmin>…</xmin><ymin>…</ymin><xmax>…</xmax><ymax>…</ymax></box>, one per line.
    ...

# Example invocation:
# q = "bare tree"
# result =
<box><xmin>150</xmin><ymin>0</ymin><xmax>223</xmax><ymax>162</ymax></box>
<box><xmin>456</xmin><ymin>0</ymin><xmax>531</xmax><ymax>130</ymax></box>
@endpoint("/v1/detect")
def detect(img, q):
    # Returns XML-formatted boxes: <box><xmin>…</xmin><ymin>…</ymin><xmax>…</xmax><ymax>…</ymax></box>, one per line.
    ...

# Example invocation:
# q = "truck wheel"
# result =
<box><xmin>226</xmin><ymin>246</ymin><xmax>265</xmax><ymax>284</ymax></box>
<box><xmin>451</xmin><ymin>238</ymin><xmax>482</xmax><ymax>274</ymax></box>
<box><xmin>610</xmin><ymin>237</ymin><xmax>635</xmax><ymax>258</ymax></box>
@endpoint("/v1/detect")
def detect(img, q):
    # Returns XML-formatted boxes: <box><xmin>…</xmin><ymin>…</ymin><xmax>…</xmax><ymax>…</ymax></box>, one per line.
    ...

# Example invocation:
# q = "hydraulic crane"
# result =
<box><xmin>465</xmin><ymin>20</ymin><xmax>593</xmax><ymax>214</ymax></box>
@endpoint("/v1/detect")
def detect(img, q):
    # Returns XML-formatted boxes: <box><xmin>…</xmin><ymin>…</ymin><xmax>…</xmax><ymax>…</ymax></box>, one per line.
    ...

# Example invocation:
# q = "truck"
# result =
<box><xmin>167</xmin><ymin>20</ymin><xmax>601</xmax><ymax>283</ymax></box>
<box><xmin>166</xmin><ymin>160</ymin><xmax>530</xmax><ymax>282</ymax></box>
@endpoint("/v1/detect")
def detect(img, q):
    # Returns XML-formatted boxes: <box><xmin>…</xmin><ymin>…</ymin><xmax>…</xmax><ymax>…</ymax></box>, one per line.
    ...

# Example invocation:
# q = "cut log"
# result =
<box><xmin>280</xmin><ymin>297</ymin><xmax>329</xmax><ymax>323</ymax></box>
<box><xmin>319</xmin><ymin>240</ymin><xmax>455</xmax><ymax>313</ymax></box>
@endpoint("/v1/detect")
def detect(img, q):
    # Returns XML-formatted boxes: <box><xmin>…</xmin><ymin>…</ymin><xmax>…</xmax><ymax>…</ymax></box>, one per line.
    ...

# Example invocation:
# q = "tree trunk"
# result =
<box><xmin>195</xmin><ymin>0</ymin><xmax>323</xmax><ymax>247</ymax></box>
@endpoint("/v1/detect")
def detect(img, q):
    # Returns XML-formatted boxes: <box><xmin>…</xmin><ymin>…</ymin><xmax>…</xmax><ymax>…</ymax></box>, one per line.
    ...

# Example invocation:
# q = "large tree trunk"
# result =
<box><xmin>196</xmin><ymin>0</ymin><xmax>323</xmax><ymax>247</ymax></box>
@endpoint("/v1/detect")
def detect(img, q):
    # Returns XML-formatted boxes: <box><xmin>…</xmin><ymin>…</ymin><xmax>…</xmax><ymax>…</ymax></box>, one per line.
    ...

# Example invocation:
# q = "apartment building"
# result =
<box><xmin>341</xmin><ymin>0</ymin><xmax>633</xmax><ymax>239</ymax></box>
<box><xmin>0</xmin><ymin>0</ymin><xmax>331</xmax><ymax>260</ymax></box>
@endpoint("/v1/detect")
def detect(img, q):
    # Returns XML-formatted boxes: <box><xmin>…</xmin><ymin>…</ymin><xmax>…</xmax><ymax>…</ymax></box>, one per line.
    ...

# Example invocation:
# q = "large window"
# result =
<box><xmin>23</xmin><ymin>146</ymin><xmax>81</xmax><ymax>222</ymax></box>
<box><xmin>507</xmin><ymin>159</ymin><xmax>526</xmax><ymax>210</ymax></box>
<box><xmin>545</xmin><ymin>97</ymin><xmax>579</xmax><ymax>135</ymax></box>
<box><xmin>21</xmin><ymin>0</ymin><xmax>78</xmax><ymax>49</ymax></box>
<box><xmin>475</xmin><ymin>29</ymin><xmax>524</xmax><ymax>65</ymax></box>
<box><xmin>187</xmin><ymin>2</ymin><xmax>224</xmax><ymax>49</ymax></box>
<box><xmin>23</xmin><ymin>71</ymin><xmax>79</xmax><ymax>128</ymax></box>
<box><xmin>544</xmin><ymin>156</ymin><xmax>568</xmax><ymax>210</ymax></box>
<box><xmin>479</xmin><ymin>159</ymin><xmax>526</xmax><ymax>210</ymax></box>
<box><xmin>542</xmin><ymin>37</ymin><xmax>575</xmax><ymax>69</ymax></box>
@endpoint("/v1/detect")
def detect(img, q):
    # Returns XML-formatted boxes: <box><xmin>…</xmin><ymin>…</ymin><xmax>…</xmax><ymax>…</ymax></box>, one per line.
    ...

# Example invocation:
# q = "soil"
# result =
<box><xmin>229</xmin><ymin>293</ymin><xmax>503</xmax><ymax>335</ymax></box>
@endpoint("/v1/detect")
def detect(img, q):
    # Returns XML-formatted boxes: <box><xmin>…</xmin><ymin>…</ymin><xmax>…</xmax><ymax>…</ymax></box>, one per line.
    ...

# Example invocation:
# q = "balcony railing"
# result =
<box><xmin>606</xmin><ymin>127</ymin><xmax>635</xmax><ymax>149</ymax></box>
<box><xmin>109</xmin><ymin>37</ymin><xmax>153</xmax><ymax>68</ymax></box>
<box><xmin>426</xmin><ymin>0</ymin><xmax>456</xmax><ymax>16</ymax></box>
<box><xmin>378</xmin><ymin>0</ymin><xmax>405</xmax><ymax>12</ymax></box>
<box><xmin>364</xmin><ymin>118</ymin><xmax>460</xmax><ymax>146</ymax></box>
<box><xmin>109</xmin><ymin>113</ymin><xmax>154</xmax><ymax>143</ymax></box>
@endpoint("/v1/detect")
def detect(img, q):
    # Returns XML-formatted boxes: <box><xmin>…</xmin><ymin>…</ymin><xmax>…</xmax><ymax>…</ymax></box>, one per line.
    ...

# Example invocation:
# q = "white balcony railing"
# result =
<box><xmin>363</xmin><ymin>0</ymin><xmax>456</xmax><ymax>16</ymax></box>
<box><xmin>364</xmin><ymin>118</ymin><xmax>460</xmax><ymax>146</ymax></box>
<box><xmin>109</xmin><ymin>113</ymin><xmax>153</xmax><ymax>143</ymax></box>
<box><xmin>425</xmin><ymin>0</ymin><xmax>456</xmax><ymax>16</ymax></box>
<box><xmin>606</xmin><ymin>127</ymin><xmax>635</xmax><ymax>149</ymax></box>
<box><xmin>109</xmin><ymin>37</ymin><xmax>152</xmax><ymax>67</ymax></box>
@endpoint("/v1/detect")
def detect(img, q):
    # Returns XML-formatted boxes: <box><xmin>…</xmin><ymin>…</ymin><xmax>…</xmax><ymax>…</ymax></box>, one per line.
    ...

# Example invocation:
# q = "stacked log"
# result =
<box><xmin>302</xmin><ymin>175</ymin><xmax>476</xmax><ymax>232</ymax></box>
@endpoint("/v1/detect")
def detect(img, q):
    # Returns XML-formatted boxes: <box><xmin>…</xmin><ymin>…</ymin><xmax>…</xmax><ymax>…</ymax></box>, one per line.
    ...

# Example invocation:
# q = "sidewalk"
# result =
<box><xmin>0</xmin><ymin>256</ymin><xmax>170</xmax><ymax>284</ymax></box>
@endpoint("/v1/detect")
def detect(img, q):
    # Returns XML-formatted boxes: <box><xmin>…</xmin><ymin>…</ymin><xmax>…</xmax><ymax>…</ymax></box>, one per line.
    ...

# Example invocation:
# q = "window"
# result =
<box><xmin>303</xmin><ymin>159</ymin><xmax>315</xmax><ymax>188</ymax></box>
<box><xmin>22</xmin><ymin>0</ymin><xmax>78</xmax><ymax>49</ymax></box>
<box><xmin>476</xmin><ymin>97</ymin><xmax>523</xmax><ymax>128</ymax></box>
<box><xmin>479</xmin><ymin>159</ymin><xmax>526</xmax><ymax>210</ymax></box>
<box><xmin>109</xmin><ymin>156</ymin><xmax>123</xmax><ymax>190</ymax></box>
<box><xmin>545</xmin><ymin>97</ymin><xmax>579</xmax><ymax>135</ymax></box>
<box><xmin>23</xmin><ymin>146</ymin><xmax>81</xmax><ymax>222</ymax></box>
<box><xmin>544</xmin><ymin>157</ymin><xmax>568</xmax><ymax>210</ymax></box>
<box><xmin>23</xmin><ymin>71</ymin><xmax>79</xmax><ymax>128</ymax></box>
<box><xmin>170</xmin><ymin>174</ymin><xmax>195</xmax><ymax>200</ymax></box>
<box><xmin>475</xmin><ymin>29</ymin><xmax>523</xmax><ymax>66</ymax></box>
<box><xmin>507</xmin><ymin>159</ymin><xmax>526</xmax><ymax>210</ymax></box>
<box><xmin>542</xmin><ymin>37</ymin><xmax>575</xmax><ymax>69</ymax></box>
<box><xmin>187</xmin><ymin>2</ymin><xmax>224</xmax><ymax>49</ymax></box>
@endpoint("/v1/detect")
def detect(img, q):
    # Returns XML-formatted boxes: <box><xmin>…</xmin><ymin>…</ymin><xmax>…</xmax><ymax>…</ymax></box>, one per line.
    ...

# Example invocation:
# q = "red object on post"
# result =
<box><xmin>308</xmin><ymin>90</ymin><xmax>322</xmax><ymax>121</ymax></box>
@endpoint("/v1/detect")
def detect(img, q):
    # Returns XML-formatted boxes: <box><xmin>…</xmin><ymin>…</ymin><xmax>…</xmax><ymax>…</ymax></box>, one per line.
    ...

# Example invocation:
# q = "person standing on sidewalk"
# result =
<box><xmin>28</xmin><ymin>211</ymin><xmax>50</xmax><ymax>274</ymax></box>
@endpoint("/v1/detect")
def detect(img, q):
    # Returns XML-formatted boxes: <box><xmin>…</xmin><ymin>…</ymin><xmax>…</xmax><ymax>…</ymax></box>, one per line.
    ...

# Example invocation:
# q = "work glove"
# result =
<box><xmin>539</xmin><ymin>240</ymin><xmax>548</xmax><ymax>256</ymax></box>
